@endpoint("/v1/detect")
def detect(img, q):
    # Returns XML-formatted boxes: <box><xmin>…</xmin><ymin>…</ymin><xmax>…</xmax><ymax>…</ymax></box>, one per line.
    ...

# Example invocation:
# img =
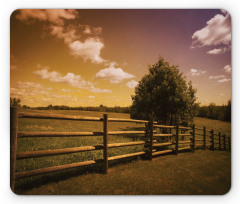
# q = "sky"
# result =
<box><xmin>10</xmin><ymin>9</ymin><xmax>231</xmax><ymax>107</ymax></box>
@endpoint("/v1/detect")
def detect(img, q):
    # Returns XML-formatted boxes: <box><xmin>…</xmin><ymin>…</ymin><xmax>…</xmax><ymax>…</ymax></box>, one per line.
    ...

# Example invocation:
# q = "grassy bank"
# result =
<box><xmin>14</xmin><ymin>109</ymin><xmax>231</xmax><ymax>193</ymax></box>
<box><xmin>16</xmin><ymin>150</ymin><xmax>231</xmax><ymax>195</ymax></box>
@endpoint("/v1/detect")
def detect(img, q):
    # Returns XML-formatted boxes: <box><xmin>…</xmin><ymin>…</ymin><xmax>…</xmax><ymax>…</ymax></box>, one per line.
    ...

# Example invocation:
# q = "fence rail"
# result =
<box><xmin>10</xmin><ymin>107</ymin><xmax>231</xmax><ymax>191</ymax></box>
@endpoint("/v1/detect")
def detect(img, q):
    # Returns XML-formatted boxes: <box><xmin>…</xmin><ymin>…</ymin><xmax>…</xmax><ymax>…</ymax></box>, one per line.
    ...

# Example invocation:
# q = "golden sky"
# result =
<box><xmin>10</xmin><ymin>9</ymin><xmax>231</xmax><ymax>107</ymax></box>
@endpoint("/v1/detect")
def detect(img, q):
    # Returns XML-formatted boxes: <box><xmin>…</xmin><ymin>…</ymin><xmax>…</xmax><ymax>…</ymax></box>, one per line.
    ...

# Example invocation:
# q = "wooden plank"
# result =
<box><xmin>153</xmin><ymin>142</ymin><xmax>173</xmax><ymax>147</ymax></box>
<box><xmin>179</xmin><ymin>134</ymin><xmax>191</xmax><ymax>136</ymax></box>
<box><xmin>153</xmin><ymin>124</ymin><xmax>175</xmax><ymax>129</ymax></box>
<box><xmin>16</xmin><ymin>145</ymin><xmax>102</xmax><ymax>159</ymax></box>
<box><xmin>195</xmin><ymin>139</ymin><xmax>204</xmax><ymax>141</ymax></box>
<box><xmin>108</xmin><ymin>141</ymin><xmax>145</xmax><ymax>148</ymax></box>
<box><xmin>195</xmin><ymin>127</ymin><xmax>203</xmax><ymax>131</ymax></box>
<box><xmin>18</xmin><ymin>112</ymin><xmax>102</xmax><ymax>121</ymax></box>
<box><xmin>152</xmin><ymin>149</ymin><xmax>173</xmax><ymax>156</ymax></box>
<box><xmin>103</xmin><ymin>114</ymin><xmax>108</xmax><ymax>174</ymax></box>
<box><xmin>10</xmin><ymin>107</ymin><xmax>18</xmax><ymax>191</ymax></box>
<box><xmin>18</xmin><ymin>131</ymin><xmax>103</xmax><ymax>137</ymax></box>
<box><xmin>15</xmin><ymin>160</ymin><xmax>96</xmax><ymax>180</ymax></box>
<box><xmin>153</xmin><ymin>134</ymin><xmax>173</xmax><ymax>137</ymax></box>
<box><xmin>178</xmin><ymin>146</ymin><xmax>191</xmax><ymax>151</ymax></box>
<box><xmin>108</xmin><ymin>151</ymin><xmax>145</xmax><ymax>161</ymax></box>
<box><xmin>195</xmin><ymin>133</ymin><xmax>203</xmax><ymax>136</ymax></box>
<box><xmin>108</xmin><ymin>131</ymin><xmax>146</xmax><ymax>135</ymax></box>
<box><xmin>178</xmin><ymin>140</ymin><xmax>191</xmax><ymax>144</ymax></box>
<box><xmin>109</xmin><ymin>118</ymin><xmax>158</xmax><ymax>124</ymax></box>
<box><xmin>179</xmin><ymin>126</ymin><xmax>192</xmax><ymax>130</ymax></box>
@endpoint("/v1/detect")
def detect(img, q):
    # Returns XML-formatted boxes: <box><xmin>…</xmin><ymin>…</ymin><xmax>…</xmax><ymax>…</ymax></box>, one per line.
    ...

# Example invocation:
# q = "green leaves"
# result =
<box><xmin>131</xmin><ymin>57</ymin><xmax>197</xmax><ymax>126</ymax></box>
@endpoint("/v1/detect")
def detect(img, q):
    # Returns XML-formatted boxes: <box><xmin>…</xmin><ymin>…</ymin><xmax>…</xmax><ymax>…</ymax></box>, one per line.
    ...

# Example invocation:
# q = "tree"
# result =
<box><xmin>130</xmin><ymin>57</ymin><xmax>197</xmax><ymax>126</ymax></box>
<box><xmin>10</xmin><ymin>97</ymin><xmax>21</xmax><ymax>107</ymax></box>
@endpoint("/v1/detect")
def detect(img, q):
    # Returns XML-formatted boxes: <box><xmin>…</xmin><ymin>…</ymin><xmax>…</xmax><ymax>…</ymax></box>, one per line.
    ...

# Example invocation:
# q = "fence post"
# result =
<box><xmin>10</xmin><ymin>107</ymin><xmax>18</xmax><ymax>192</ymax></box>
<box><xmin>211</xmin><ymin>130</ymin><xmax>214</xmax><ymax>151</ymax></box>
<box><xmin>223</xmin><ymin>134</ymin><xmax>226</xmax><ymax>151</ymax></box>
<box><xmin>228</xmin><ymin>136</ymin><xmax>231</xmax><ymax>151</ymax></box>
<box><xmin>103</xmin><ymin>114</ymin><xmax>108</xmax><ymax>174</ymax></box>
<box><xmin>175</xmin><ymin>123</ymin><xmax>179</xmax><ymax>155</ymax></box>
<box><xmin>192</xmin><ymin>124</ymin><xmax>195</xmax><ymax>153</ymax></box>
<box><xmin>219</xmin><ymin>132</ymin><xmax>221</xmax><ymax>150</ymax></box>
<box><xmin>149</xmin><ymin>117</ymin><xmax>153</xmax><ymax>160</ymax></box>
<box><xmin>203</xmin><ymin>127</ymin><xmax>206</xmax><ymax>150</ymax></box>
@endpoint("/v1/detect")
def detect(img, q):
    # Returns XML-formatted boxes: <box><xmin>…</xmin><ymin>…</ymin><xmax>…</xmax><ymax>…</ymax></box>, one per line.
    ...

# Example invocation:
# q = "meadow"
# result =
<box><xmin>14</xmin><ymin>109</ymin><xmax>231</xmax><ymax>194</ymax></box>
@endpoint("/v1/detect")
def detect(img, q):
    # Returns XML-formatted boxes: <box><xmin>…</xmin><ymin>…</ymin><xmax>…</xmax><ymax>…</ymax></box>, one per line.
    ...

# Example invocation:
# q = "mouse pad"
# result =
<box><xmin>10</xmin><ymin>9</ymin><xmax>231</xmax><ymax>195</ymax></box>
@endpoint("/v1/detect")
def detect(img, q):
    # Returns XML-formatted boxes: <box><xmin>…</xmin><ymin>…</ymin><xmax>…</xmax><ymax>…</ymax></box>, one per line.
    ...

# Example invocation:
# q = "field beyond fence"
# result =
<box><xmin>10</xmin><ymin>107</ymin><xmax>231</xmax><ymax>193</ymax></box>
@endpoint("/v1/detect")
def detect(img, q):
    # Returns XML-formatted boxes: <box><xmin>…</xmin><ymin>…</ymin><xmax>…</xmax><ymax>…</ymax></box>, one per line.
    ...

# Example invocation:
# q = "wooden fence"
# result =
<box><xmin>10</xmin><ymin>107</ymin><xmax>231</xmax><ymax>191</ymax></box>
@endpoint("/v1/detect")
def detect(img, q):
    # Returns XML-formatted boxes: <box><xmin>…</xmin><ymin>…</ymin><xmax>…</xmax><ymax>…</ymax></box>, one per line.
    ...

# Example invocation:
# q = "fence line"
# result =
<box><xmin>10</xmin><ymin>107</ymin><xmax>231</xmax><ymax>191</ymax></box>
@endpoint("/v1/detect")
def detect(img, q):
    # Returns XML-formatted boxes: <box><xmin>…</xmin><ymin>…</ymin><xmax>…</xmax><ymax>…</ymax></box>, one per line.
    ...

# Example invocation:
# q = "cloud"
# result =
<box><xmin>217</xmin><ymin>78</ymin><xmax>231</xmax><ymax>83</ymax></box>
<box><xmin>11</xmin><ymin>81</ymin><xmax>52</xmax><ymax>98</ymax></box>
<box><xmin>61</xmin><ymin>89</ymin><xmax>72</xmax><ymax>92</ymax></box>
<box><xmin>189</xmin><ymin>69</ymin><xmax>207</xmax><ymax>76</ymax></box>
<box><xmin>34</xmin><ymin>68</ymin><xmax>92</xmax><ymax>88</ymax></box>
<box><xmin>192</xmin><ymin>10</ymin><xmax>231</xmax><ymax>47</ymax></box>
<box><xmin>95</xmin><ymin>64</ymin><xmax>135</xmax><ymax>83</ymax></box>
<box><xmin>50</xmin><ymin>25</ymin><xmax>78</xmax><ymax>44</ymax></box>
<box><xmin>207</xmin><ymin>46</ymin><xmax>230</xmax><ymax>55</ymax></box>
<box><xmin>16</xmin><ymin>9</ymin><xmax>78</xmax><ymax>25</ymax></box>
<box><xmin>34</xmin><ymin>67</ymin><xmax>112</xmax><ymax>93</ymax></box>
<box><xmin>84</xmin><ymin>25</ymin><xmax>102</xmax><ymax>35</ymax></box>
<box><xmin>126</xmin><ymin>80</ymin><xmax>139</xmax><ymax>88</ymax></box>
<box><xmin>224</xmin><ymin>65</ymin><xmax>231</xmax><ymax>73</ymax></box>
<box><xmin>209</xmin><ymin>75</ymin><xmax>225</xmax><ymax>79</ymax></box>
<box><xmin>88</xmin><ymin>95</ymin><xmax>95</xmax><ymax>99</ymax></box>
<box><xmin>16</xmin><ymin>9</ymin><xmax>107</xmax><ymax>64</ymax></box>
<box><xmin>89</xmin><ymin>87</ymin><xmax>112</xmax><ymax>93</ymax></box>
<box><xmin>69</xmin><ymin>38</ymin><xmax>105</xmax><ymax>63</ymax></box>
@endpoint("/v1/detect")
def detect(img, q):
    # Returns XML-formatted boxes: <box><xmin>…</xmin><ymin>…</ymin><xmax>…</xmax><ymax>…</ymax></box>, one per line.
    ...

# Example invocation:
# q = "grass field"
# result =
<box><xmin>14</xmin><ymin>109</ymin><xmax>231</xmax><ymax>194</ymax></box>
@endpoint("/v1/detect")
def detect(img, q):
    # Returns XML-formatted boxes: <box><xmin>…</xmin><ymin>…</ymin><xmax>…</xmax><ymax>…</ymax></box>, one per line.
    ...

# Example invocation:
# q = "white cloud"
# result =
<box><xmin>34</xmin><ymin>68</ymin><xmax>112</xmax><ymax>93</ymax></box>
<box><xmin>34</xmin><ymin>68</ymin><xmax>92</xmax><ymax>89</ymax></box>
<box><xmin>207</xmin><ymin>46</ymin><xmax>230</xmax><ymax>55</ymax></box>
<box><xmin>11</xmin><ymin>82</ymin><xmax>52</xmax><ymax>98</ymax></box>
<box><xmin>69</xmin><ymin>38</ymin><xmax>105</xmax><ymax>63</ymax></box>
<box><xmin>88</xmin><ymin>95</ymin><xmax>95</xmax><ymax>99</ymax></box>
<box><xmin>189</xmin><ymin>69</ymin><xmax>207</xmax><ymax>76</ymax></box>
<box><xmin>61</xmin><ymin>89</ymin><xmax>72</xmax><ymax>92</ymax></box>
<box><xmin>218</xmin><ymin>78</ymin><xmax>231</xmax><ymax>83</ymax></box>
<box><xmin>50</xmin><ymin>25</ymin><xmax>78</xmax><ymax>44</ymax></box>
<box><xmin>209</xmin><ymin>75</ymin><xmax>225</xmax><ymax>79</ymax></box>
<box><xmin>89</xmin><ymin>87</ymin><xmax>112</xmax><ymax>93</ymax></box>
<box><xmin>224</xmin><ymin>65</ymin><xmax>231</xmax><ymax>73</ymax></box>
<box><xmin>95</xmin><ymin>64</ymin><xmax>135</xmax><ymax>83</ymax></box>
<box><xmin>192</xmin><ymin>11</ymin><xmax>231</xmax><ymax>47</ymax></box>
<box><xmin>16</xmin><ymin>9</ymin><xmax>77</xmax><ymax>25</ymax></box>
<box><xmin>126</xmin><ymin>80</ymin><xmax>139</xmax><ymax>88</ymax></box>
<box><xmin>83</xmin><ymin>25</ymin><xmax>102</xmax><ymax>35</ymax></box>
<box><xmin>84</xmin><ymin>25</ymin><xmax>91</xmax><ymax>34</ymax></box>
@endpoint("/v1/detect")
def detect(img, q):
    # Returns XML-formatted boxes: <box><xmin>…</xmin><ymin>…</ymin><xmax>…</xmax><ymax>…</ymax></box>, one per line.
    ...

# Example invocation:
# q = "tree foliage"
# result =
<box><xmin>130</xmin><ymin>57</ymin><xmax>197</xmax><ymax>126</ymax></box>
<box><xmin>10</xmin><ymin>97</ymin><xmax>21</xmax><ymax>107</ymax></box>
<box><xmin>197</xmin><ymin>100</ymin><xmax>231</xmax><ymax>122</ymax></box>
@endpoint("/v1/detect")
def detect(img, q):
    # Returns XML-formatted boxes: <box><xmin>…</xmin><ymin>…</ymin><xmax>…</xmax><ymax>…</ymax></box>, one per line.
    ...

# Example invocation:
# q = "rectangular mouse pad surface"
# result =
<box><xmin>10</xmin><ymin>9</ymin><xmax>231</xmax><ymax>195</ymax></box>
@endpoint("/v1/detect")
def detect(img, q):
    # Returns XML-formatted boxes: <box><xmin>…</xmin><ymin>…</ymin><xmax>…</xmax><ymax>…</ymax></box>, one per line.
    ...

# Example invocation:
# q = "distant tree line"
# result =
<box><xmin>195</xmin><ymin>100</ymin><xmax>231</xmax><ymax>122</ymax></box>
<box><xmin>33</xmin><ymin>104</ymin><xmax>131</xmax><ymax>113</ymax></box>
<box><xmin>10</xmin><ymin>98</ymin><xmax>130</xmax><ymax>113</ymax></box>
